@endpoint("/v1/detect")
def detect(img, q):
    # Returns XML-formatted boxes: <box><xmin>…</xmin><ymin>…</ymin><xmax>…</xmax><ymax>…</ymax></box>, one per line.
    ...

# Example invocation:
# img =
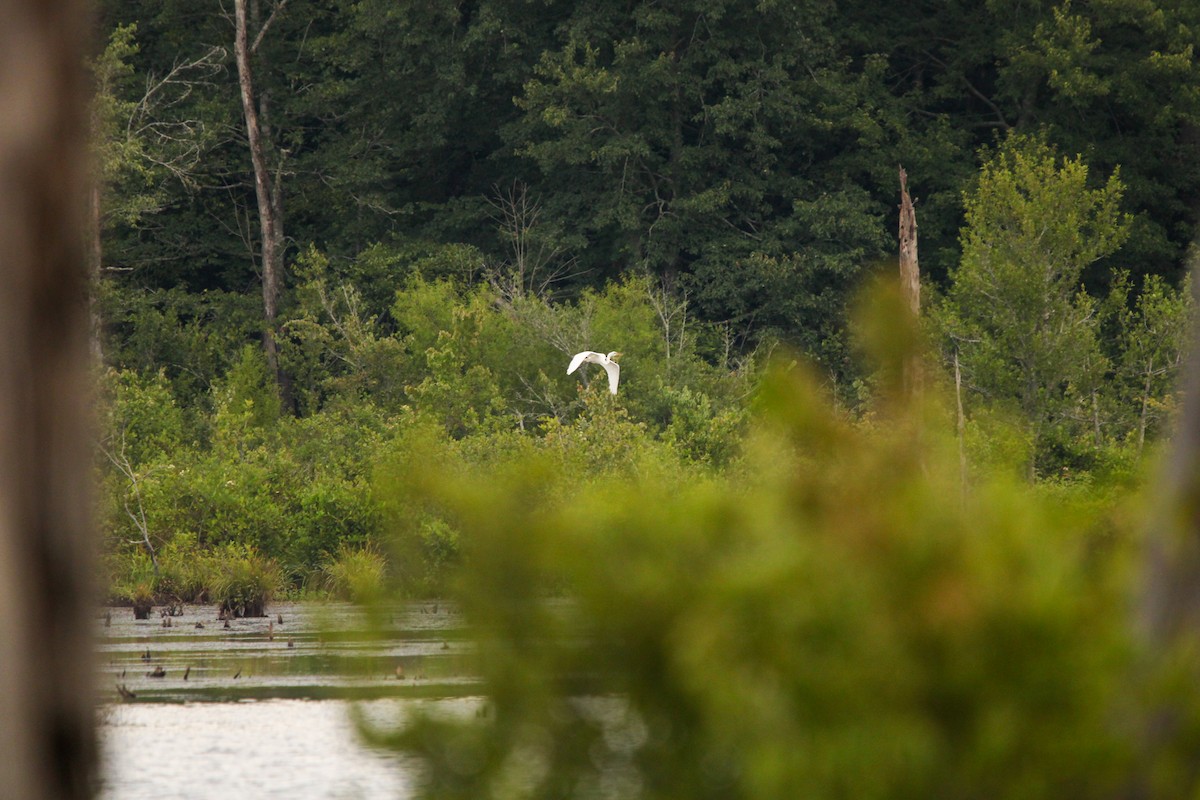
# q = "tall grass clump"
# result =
<box><xmin>102</xmin><ymin>549</ymin><xmax>156</xmax><ymax>617</ymax></box>
<box><xmin>320</xmin><ymin>544</ymin><xmax>388</xmax><ymax>602</ymax></box>
<box><xmin>208</xmin><ymin>544</ymin><xmax>283</xmax><ymax>618</ymax></box>
<box><xmin>111</xmin><ymin>552</ymin><xmax>157</xmax><ymax>619</ymax></box>
<box><xmin>154</xmin><ymin>534</ymin><xmax>213</xmax><ymax>603</ymax></box>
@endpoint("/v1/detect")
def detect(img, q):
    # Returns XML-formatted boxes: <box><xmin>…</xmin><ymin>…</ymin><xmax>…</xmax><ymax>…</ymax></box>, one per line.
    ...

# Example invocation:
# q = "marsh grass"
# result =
<box><xmin>208</xmin><ymin>544</ymin><xmax>284</xmax><ymax>617</ymax></box>
<box><xmin>319</xmin><ymin>544</ymin><xmax>388</xmax><ymax>603</ymax></box>
<box><xmin>106</xmin><ymin>552</ymin><xmax>158</xmax><ymax>617</ymax></box>
<box><xmin>154</xmin><ymin>534</ymin><xmax>212</xmax><ymax>603</ymax></box>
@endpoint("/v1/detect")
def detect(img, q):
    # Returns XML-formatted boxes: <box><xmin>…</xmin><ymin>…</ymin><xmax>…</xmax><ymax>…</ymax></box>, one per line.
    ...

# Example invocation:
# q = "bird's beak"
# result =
<box><xmin>611</xmin><ymin>352</ymin><xmax>623</xmax><ymax>360</ymax></box>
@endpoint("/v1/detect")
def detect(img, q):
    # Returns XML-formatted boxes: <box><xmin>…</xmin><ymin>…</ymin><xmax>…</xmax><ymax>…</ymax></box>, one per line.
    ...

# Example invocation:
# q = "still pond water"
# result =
<box><xmin>96</xmin><ymin>601</ymin><xmax>479</xmax><ymax>799</ymax></box>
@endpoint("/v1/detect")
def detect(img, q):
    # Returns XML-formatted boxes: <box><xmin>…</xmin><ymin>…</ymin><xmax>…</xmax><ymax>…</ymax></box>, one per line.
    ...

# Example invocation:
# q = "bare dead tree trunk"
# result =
<box><xmin>87</xmin><ymin>179</ymin><xmax>105</xmax><ymax>364</ymax></box>
<box><xmin>899</xmin><ymin>166</ymin><xmax>922</xmax><ymax>399</ymax></box>
<box><xmin>648</xmin><ymin>280</ymin><xmax>689</xmax><ymax>376</ymax></box>
<box><xmin>234</xmin><ymin>0</ymin><xmax>287</xmax><ymax>400</ymax></box>
<box><xmin>898</xmin><ymin>166</ymin><xmax>921</xmax><ymax>318</ymax></box>
<box><xmin>0</xmin><ymin>2</ymin><xmax>98</xmax><ymax>798</ymax></box>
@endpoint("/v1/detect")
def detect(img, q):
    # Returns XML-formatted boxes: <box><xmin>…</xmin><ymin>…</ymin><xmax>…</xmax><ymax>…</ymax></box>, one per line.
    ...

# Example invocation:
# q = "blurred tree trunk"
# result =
<box><xmin>1142</xmin><ymin>264</ymin><xmax>1200</xmax><ymax>642</ymax></box>
<box><xmin>1138</xmin><ymin>256</ymin><xmax>1200</xmax><ymax>787</ymax></box>
<box><xmin>0</xmin><ymin>1</ymin><xmax>99</xmax><ymax>798</ymax></box>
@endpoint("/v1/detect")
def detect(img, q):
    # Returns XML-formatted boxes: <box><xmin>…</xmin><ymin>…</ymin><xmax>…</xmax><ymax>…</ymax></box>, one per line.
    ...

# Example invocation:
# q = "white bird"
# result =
<box><xmin>567</xmin><ymin>350</ymin><xmax>622</xmax><ymax>394</ymax></box>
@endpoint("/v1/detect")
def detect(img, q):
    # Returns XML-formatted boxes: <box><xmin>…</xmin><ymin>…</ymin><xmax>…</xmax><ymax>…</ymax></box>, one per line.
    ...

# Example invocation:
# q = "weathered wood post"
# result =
<box><xmin>0</xmin><ymin>1</ymin><xmax>98</xmax><ymax>798</ymax></box>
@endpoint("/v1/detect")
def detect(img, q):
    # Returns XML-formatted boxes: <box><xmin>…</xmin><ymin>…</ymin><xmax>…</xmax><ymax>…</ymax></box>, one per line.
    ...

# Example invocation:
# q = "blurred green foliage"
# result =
<box><xmin>364</xmin><ymin>287</ymin><xmax>1184</xmax><ymax>799</ymax></box>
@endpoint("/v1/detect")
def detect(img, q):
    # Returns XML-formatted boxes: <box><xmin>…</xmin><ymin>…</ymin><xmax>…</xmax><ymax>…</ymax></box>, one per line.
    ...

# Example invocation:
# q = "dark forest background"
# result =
<box><xmin>91</xmin><ymin>0</ymin><xmax>1200</xmax><ymax>600</ymax></box>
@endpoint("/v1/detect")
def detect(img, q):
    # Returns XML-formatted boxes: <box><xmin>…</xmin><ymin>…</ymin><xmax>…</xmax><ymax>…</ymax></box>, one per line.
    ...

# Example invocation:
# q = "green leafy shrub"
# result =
<box><xmin>936</xmin><ymin>133</ymin><xmax>1131</xmax><ymax>476</ymax></box>
<box><xmin>105</xmin><ymin>288</ymin><xmax>262</xmax><ymax>411</ymax></box>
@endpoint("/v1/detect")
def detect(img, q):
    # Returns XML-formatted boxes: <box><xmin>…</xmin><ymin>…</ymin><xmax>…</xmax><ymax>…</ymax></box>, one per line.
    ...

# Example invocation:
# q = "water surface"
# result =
<box><xmin>97</xmin><ymin>601</ymin><xmax>477</xmax><ymax>798</ymax></box>
<box><xmin>99</xmin><ymin>698</ymin><xmax>423</xmax><ymax>799</ymax></box>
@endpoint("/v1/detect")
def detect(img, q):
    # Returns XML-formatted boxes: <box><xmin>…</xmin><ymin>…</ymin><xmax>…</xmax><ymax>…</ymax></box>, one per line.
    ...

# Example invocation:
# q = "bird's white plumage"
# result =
<box><xmin>567</xmin><ymin>350</ymin><xmax>622</xmax><ymax>394</ymax></box>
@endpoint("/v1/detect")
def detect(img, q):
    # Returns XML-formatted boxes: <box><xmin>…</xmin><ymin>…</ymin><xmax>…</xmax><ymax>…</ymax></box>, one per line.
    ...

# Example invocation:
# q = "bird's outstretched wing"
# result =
<box><xmin>567</xmin><ymin>351</ymin><xmax>598</xmax><ymax>374</ymax></box>
<box><xmin>601</xmin><ymin>360</ymin><xmax>620</xmax><ymax>394</ymax></box>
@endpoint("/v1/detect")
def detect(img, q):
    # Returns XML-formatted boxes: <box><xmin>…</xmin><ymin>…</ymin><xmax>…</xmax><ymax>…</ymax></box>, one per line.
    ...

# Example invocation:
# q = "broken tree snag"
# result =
<box><xmin>898</xmin><ymin>166</ymin><xmax>923</xmax><ymax>399</ymax></box>
<box><xmin>0</xmin><ymin>1</ymin><xmax>99</xmax><ymax>798</ymax></box>
<box><xmin>898</xmin><ymin>166</ymin><xmax>920</xmax><ymax>317</ymax></box>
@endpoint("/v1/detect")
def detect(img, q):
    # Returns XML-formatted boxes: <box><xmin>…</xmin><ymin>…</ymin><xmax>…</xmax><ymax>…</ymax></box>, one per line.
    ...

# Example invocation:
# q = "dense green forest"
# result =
<box><xmin>93</xmin><ymin>0</ymin><xmax>1200</xmax><ymax>605</ymax></box>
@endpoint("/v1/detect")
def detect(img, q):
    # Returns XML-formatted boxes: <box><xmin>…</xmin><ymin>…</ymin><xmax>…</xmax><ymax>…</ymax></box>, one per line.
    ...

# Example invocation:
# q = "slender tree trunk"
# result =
<box><xmin>1138</xmin><ymin>362</ymin><xmax>1153</xmax><ymax>457</ymax></box>
<box><xmin>87</xmin><ymin>180</ymin><xmax>105</xmax><ymax>365</ymax></box>
<box><xmin>234</xmin><ymin>0</ymin><xmax>286</xmax><ymax>398</ymax></box>
<box><xmin>1024</xmin><ymin>369</ymin><xmax>1040</xmax><ymax>481</ymax></box>
<box><xmin>954</xmin><ymin>348</ymin><xmax>968</xmax><ymax>498</ymax></box>
<box><xmin>0</xmin><ymin>1</ymin><xmax>98</xmax><ymax>797</ymax></box>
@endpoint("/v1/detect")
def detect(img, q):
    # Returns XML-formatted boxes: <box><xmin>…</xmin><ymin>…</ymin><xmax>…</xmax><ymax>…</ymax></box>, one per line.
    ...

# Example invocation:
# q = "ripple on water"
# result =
<box><xmin>98</xmin><ymin>698</ymin><xmax>425</xmax><ymax>800</ymax></box>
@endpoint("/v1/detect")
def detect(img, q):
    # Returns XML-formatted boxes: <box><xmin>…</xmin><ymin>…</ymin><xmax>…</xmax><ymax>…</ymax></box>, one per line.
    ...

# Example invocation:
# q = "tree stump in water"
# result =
<box><xmin>219</xmin><ymin>598</ymin><xmax>268</xmax><ymax>619</ymax></box>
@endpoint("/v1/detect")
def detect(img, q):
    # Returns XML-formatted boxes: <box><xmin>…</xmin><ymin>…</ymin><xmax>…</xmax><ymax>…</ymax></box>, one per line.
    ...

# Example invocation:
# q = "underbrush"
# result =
<box><xmin>103</xmin><ymin>539</ymin><xmax>397</xmax><ymax>614</ymax></box>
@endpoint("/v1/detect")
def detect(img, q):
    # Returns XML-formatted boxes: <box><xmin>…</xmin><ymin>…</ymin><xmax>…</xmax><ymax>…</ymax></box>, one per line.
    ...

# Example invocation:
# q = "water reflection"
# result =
<box><xmin>97</xmin><ymin>601</ymin><xmax>476</xmax><ymax>702</ymax></box>
<box><xmin>97</xmin><ymin>601</ymin><xmax>478</xmax><ymax>798</ymax></box>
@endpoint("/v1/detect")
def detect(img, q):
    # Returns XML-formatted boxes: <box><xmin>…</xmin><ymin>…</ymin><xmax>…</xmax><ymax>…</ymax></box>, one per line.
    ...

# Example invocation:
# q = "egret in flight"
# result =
<box><xmin>568</xmin><ymin>351</ymin><xmax>622</xmax><ymax>394</ymax></box>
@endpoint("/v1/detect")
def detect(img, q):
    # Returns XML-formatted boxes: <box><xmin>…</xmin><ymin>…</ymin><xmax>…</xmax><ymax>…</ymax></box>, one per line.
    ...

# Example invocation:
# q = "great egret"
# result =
<box><xmin>568</xmin><ymin>350</ymin><xmax>622</xmax><ymax>394</ymax></box>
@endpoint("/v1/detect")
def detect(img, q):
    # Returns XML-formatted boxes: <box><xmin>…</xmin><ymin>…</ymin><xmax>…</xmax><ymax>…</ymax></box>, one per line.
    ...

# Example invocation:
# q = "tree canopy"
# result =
<box><xmin>94</xmin><ymin>0</ymin><xmax>1200</xmax><ymax>353</ymax></box>
<box><xmin>91</xmin><ymin>0</ymin><xmax>1200</xmax><ymax>587</ymax></box>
